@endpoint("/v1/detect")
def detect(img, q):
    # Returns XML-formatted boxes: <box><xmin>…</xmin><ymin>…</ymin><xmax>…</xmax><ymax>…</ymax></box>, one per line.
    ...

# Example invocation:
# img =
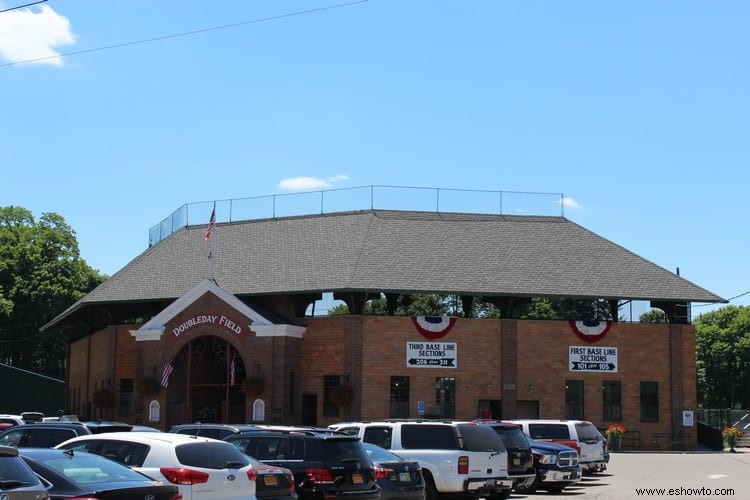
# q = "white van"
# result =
<box><xmin>508</xmin><ymin>419</ymin><xmax>607</xmax><ymax>474</ymax></box>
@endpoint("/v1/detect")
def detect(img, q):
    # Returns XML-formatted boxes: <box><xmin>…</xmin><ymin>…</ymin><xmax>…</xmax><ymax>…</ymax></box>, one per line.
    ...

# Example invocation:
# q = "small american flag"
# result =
<box><xmin>161</xmin><ymin>362</ymin><xmax>174</xmax><ymax>388</ymax></box>
<box><xmin>204</xmin><ymin>207</ymin><xmax>216</xmax><ymax>241</ymax></box>
<box><xmin>230</xmin><ymin>356</ymin><xmax>236</xmax><ymax>386</ymax></box>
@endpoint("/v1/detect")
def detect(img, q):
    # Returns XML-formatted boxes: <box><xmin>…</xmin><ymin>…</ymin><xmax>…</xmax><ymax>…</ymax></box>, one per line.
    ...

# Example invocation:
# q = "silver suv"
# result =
<box><xmin>331</xmin><ymin>420</ymin><xmax>513</xmax><ymax>500</ymax></box>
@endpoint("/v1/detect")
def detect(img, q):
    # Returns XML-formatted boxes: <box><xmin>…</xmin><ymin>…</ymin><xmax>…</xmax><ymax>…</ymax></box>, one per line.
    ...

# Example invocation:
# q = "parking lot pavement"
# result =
<box><xmin>509</xmin><ymin>450</ymin><xmax>749</xmax><ymax>499</ymax></box>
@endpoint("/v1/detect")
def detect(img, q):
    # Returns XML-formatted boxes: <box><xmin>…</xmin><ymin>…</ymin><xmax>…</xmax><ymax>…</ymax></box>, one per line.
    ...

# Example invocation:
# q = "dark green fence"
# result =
<box><xmin>0</xmin><ymin>363</ymin><xmax>66</xmax><ymax>416</ymax></box>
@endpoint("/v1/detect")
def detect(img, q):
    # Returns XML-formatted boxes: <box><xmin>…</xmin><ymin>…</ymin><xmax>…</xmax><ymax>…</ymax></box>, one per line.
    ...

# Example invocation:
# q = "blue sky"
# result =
<box><xmin>2</xmin><ymin>0</ymin><xmax>748</xmax><ymax>317</ymax></box>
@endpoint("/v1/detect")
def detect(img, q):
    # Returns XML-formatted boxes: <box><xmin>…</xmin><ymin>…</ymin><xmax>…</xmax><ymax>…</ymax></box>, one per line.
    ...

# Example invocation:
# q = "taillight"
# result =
<box><xmin>416</xmin><ymin>466</ymin><xmax>423</xmax><ymax>479</ymax></box>
<box><xmin>160</xmin><ymin>467</ymin><xmax>210</xmax><ymax>485</ymax></box>
<box><xmin>306</xmin><ymin>467</ymin><xmax>335</xmax><ymax>484</ymax></box>
<box><xmin>289</xmin><ymin>475</ymin><xmax>296</xmax><ymax>493</ymax></box>
<box><xmin>373</xmin><ymin>465</ymin><xmax>394</xmax><ymax>480</ymax></box>
<box><xmin>247</xmin><ymin>467</ymin><xmax>258</xmax><ymax>482</ymax></box>
<box><xmin>458</xmin><ymin>456</ymin><xmax>469</xmax><ymax>474</ymax></box>
<box><xmin>170</xmin><ymin>495</ymin><xmax>184</xmax><ymax>500</ymax></box>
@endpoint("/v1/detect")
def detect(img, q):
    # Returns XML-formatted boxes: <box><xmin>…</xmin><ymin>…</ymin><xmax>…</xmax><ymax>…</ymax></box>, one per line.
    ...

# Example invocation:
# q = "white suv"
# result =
<box><xmin>56</xmin><ymin>431</ymin><xmax>258</xmax><ymax>499</ymax></box>
<box><xmin>507</xmin><ymin>420</ymin><xmax>607</xmax><ymax>474</ymax></box>
<box><xmin>330</xmin><ymin>420</ymin><xmax>513</xmax><ymax>500</ymax></box>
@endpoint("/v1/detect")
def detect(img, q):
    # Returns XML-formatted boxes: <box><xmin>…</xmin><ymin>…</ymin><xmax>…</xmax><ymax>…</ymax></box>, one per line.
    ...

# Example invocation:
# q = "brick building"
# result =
<box><xmin>44</xmin><ymin>208</ymin><xmax>723</xmax><ymax>450</ymax></box>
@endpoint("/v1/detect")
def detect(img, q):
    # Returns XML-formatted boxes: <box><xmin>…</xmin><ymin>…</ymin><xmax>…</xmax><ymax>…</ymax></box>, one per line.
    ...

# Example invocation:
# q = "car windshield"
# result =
<box><xmin>492</xmin><ymin>426</ymin><xmax>529</xmax><ymax>449</ymax></box>
<box><xmin>319</xmin><ymin>439</ymin><xmax>371</xmax><ymax>463</ymax></box>
<box><xmin>29</xmin><ymin>451</ymin><xmax>153</xmax><ymax>484</ymax></box>
<box><xmin>176</xmin><ymin>442</ymin><xmax>250</xmax><ymax>470</ymax></box>
<box><xmin>458</xmin><ymin>424</ymin><xmax>506</xmax><ymax>452</ymax></box>
<box><xmin>1</xmin><ymin>455</ymin><xmax>40</xmax><ymax>485</ymax></box>
<box><xmin>363</xmin><ymin>443</ymin><xmax>405</xmax><ymax>462</ymax></box>
<box><xmin>575</xmin><ymin>423</ymin><xmax>602</xmax><ymax>443</ymax></box>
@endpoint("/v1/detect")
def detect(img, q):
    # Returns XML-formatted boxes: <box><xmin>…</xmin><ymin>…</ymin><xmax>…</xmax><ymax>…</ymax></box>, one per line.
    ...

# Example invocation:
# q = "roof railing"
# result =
<box><xmin>148</xmin><ymin>185</ymin><xmax>565</xmax><ymax>246</ymax></box>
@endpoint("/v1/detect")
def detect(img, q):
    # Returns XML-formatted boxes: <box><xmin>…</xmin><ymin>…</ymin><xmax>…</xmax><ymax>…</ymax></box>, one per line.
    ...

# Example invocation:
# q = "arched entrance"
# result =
<box><xmin>166</xmin><ymin>335</ymin><xmax>246</xmax><ymax>425</ymax></box>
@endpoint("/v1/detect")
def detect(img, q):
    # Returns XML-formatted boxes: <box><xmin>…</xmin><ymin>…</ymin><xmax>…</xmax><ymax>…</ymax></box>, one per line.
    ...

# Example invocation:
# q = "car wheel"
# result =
<box><xmin>423</xmin><ymin>472</ymin><xmax>440</xmax><ymax>500</ymax></box>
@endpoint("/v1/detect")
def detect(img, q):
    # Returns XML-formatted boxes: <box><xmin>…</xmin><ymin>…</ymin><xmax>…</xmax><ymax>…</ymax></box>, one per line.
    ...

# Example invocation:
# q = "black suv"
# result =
<box><xmin>0</xmin><ymin>422</ymin><xmax>132</xmax><ymax>448</ymax></box>
<box><xmin>224</xmin><ymin>427</ymin><xmax>380</xmax><ymax>500</ymax></box>
<box><xmin>169</xmin><ymin>422</ymin><xmax>263</xmax><ymax>440</ymax></box>
<box><xmin>477</xmin><ymin>421</ymin><xmax>535</xmax><ymax>491</ymax></box>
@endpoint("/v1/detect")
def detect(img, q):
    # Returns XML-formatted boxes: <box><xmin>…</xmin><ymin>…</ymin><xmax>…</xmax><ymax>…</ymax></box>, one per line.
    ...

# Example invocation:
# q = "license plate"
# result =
<box><xmin>484</xmin><ymin>479</ymin><xmax>496</xmax><ymax>487</ymax></box>
<box><xmin>264</xmin><ymin>476</ymin><xmax>278</xmax><ymax>486</ymax></box>
<box><xmin>513</xmin><ymin>458</ymin><xmax>521</xmax><ymax>466</ymax></box>
<box><xmin>351</xmin><ymin>474</ymin><xmax>364</xmax><ymax>484</ymax></box>
<box><xmin>399</xmin><ymin>472</ymin><xmax>411</xmax><ymax>482</ymax></box>
<box><xmin>571</xmin><ymin>472</ymin><xmax>579</xmax><ymax>479</ymax></box>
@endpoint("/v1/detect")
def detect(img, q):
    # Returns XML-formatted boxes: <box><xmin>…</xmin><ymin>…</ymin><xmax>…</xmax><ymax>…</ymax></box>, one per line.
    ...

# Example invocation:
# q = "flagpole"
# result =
<box><xmin>205</xmin><ymin>202</ymin><xmax>217</xmax><ymax>281</ymax></box>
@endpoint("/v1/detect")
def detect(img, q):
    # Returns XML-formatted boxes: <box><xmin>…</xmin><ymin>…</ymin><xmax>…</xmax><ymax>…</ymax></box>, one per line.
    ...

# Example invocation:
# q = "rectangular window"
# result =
<box><xmin>640</xmin><ymin>381</ymin><xmax>659</xmax><ymax>422</ymax></box>
<box><xmin>565</xmin><ymin>380</ymin><xmax>584</xmax><ymax>420</ymax></box>
<box><xmin>435</xmin><ymin>377</ymin><xmax>455</xmax><ymax>419</ymax></box>
<box><xmin>390</xmin><ymin>376</ymin><xmax>409</xmax><ymax>418</ymax></box>
<box><xmin>323</xmin><ymin>375</ymin><xmax>340</xmax><ymax>417</ymax></box>
<box><xmin>119</xmin><ymin>379</ymin><xmax>133</xmax><ymax>417</ymax></box>
<box><xmin>602</xmin><ymin>381</ymin><xmax>622</xmax><ymax>421</ymax></box>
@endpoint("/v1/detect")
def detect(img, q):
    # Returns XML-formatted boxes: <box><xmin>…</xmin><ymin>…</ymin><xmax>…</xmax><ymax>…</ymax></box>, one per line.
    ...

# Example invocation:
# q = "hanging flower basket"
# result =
<box><xmin>92</xmin><ymin>388</ymin><xmax>115</xmax><ymax>408</ymax></box>
<box><xmin>605</xmin><ymin>423</ymin><xmax>626</xmax><ymax>451</ymax></box>
<box><xmin>136</xmin><ymin>377</ymin><xmax>161</xmax><ymax>396</ymax></box>
<box><xmin>330</xmin><ymin>384</ymin><xmax>354</xmax><ymax>407</ymax></box>
<box><xmin>722</xmin><ymin>425</ymin><xmax>744</xmax><ymax>452</ymax></box>
<box><xmin>240</xmin><ymin>376</ymin><xmax>265</xmax><ymax>397</ymax></box>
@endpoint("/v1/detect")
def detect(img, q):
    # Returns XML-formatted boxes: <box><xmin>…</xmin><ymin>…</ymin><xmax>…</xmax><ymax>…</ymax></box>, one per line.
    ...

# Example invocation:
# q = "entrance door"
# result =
<box><xmin>167</xmin><ymin>335</ymin><xmax>246</xmax><ymax>426</ymax></box>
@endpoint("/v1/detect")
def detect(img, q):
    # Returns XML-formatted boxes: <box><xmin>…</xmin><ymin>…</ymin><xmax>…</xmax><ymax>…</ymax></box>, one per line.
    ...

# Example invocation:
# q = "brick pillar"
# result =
<box><xmin>501</xmin><ymin>320</ymin><xmax>518</xmax><ymax>419</ymax></box>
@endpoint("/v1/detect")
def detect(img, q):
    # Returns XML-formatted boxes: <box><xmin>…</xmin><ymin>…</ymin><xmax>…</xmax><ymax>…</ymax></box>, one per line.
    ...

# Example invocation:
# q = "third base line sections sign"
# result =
<box><xmin>407</xmin><ymin>341</ymin><xmax>457</xmax><ymax>368</ymax></box>
<box><xmin>569</xmin><ymin>345</ymin><xmax>618</xmax><ymax>372</ymax></box>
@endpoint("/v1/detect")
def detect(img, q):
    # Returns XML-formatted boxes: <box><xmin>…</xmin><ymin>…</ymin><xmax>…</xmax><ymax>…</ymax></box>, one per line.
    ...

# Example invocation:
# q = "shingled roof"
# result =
<box><xmin>45</xmin><ymin>209</ymin><xmax>723</xmax><ymax>330</ymax></box>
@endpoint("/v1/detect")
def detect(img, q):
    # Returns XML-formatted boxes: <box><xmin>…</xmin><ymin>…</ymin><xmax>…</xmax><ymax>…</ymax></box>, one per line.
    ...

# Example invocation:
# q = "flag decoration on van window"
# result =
<box><xmin>161</xmin><ymin>361</ymin><xmax>174</xmax><ymax>387</ymax></box>
<box><xmin>411</xmin><ymin>316</ymin><xmax>457</xmax><ymax>340</ymax></box>
<box><xmin>204</xmin><ymin>207</ymin><xmax>216</xmax><ymax>240</ymax></box>
<box><xmin>569</xmin><ymin>320</ymin><xmax>612</xmax><ymax>343</ymax></box>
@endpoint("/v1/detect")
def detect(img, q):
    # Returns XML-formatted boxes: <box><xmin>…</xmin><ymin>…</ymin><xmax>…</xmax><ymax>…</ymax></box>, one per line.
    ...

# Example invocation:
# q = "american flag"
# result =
<box><xmin>230</xmin><ymin>356</ymin><xmax>236</xmax><ymax>386</ymax></box>
<box><xmin>161</xmin><ymin>362</ymin><xmax>174</xmax><ymax>388</ymax></box>
<box><xmin>204</xmin><ymin>207</ymin><xmax>216</xmax><ymax>241</ymax></box>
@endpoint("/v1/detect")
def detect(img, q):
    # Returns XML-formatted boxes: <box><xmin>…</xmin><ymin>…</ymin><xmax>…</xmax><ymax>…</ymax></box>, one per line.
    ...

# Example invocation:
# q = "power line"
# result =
<box><xmin>0</xmin><ymin>0</ymin><xmax>46</xmax><ymax>14</ymax></box>
<box><xmin>1</xmin><ymin>0</ymin><xmax>368</xmax><ymax>68</ymax></box>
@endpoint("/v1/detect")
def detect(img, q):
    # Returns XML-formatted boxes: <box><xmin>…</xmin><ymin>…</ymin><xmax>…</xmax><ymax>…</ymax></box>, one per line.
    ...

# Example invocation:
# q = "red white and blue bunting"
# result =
<box><xmin>411</xmin><ymin>316</ymin><xmax>457</xmax><ymax>340</ymax></box>
<box><xmin>568</xmin><ymin>319</ymin><xmax>612</xmax><ymax>343</ymax></box>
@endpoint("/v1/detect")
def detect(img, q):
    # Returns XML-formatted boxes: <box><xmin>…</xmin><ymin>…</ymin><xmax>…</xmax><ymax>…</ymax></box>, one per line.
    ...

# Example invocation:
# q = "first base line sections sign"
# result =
<box><xmin>569</xmin><ymin>345</ymin><xmax>618</xmax><ymax>372</ymax></box>
<box><xmin>407</xmin><ymin>341</ymin><xmax>457</xmax><ymax>368</ymax></box>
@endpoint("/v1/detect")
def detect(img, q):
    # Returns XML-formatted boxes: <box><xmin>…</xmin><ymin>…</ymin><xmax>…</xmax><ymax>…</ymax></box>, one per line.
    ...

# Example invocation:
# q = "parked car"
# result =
<box><xmin>19</xmin><ymin>447</ymin><xmax>180</xmax><ymax>499</ymax></box>
<box><xmin>330</xmin><ymin>420</ymin><xmax>513</xmax><ymax>500</ymax></box>
<box><xmin>170</xmin><ymin>422</ymin><xmax>263</xmax><ymax>440</ymax></box>
<box><xmin>55</xmin><ymin>431</ymin><xmax>257</xmax><ymax>499</ymax></box>
<box><xmin>237</xmin><ymin>453</ymin><xmax>297</xmax><ymax>500</ymax></box>
<box><xmin>507</xmin><ymin>419</ymin><xmax>607</xmax><ymax>475</ymax></box>
<box><xmin>515</xmin><ymin>438</ymin><xmax>581</xmax><ymax>493</ymax></box>
<box><xmin>0</xmin><ymin>422</ymin><xmax>132</xmax><ymax>449</ymax></box>
<box><xmin>475</xmin><ymin>420</ymin><xmax>535</xmax><ymax>491</ymax></box>
<box><xmin>0</xmin><ymin>415</ymin><xmax>24</xmax><ymax>432</ymax></box>
<box><xmin>0</xmin><ymin>445</ymin><xmax>50</xmax><ymax>499</ymax></box>
<box><xmin>224</xmin><ymin>427</ymin><xmax>380</xmax><ymax>500</ymax></box>
<box><xmin>362</xmin><ymin>442</ymin><xmax>425</xmax><ymax>500</ymax></box>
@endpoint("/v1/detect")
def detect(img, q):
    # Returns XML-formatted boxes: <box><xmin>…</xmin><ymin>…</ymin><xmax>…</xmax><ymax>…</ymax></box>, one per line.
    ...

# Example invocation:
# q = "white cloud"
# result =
<box><xmin>559</xmin><ymin>197</ymin><xmax>582</xmax><ymax>210</ymax></box>
<box><xmin>0</xmin><ymin>5</ymin><xmax>75</xmax><ymax>67</ymax></box>
<box><xmin>278</xmin><ymin>174</ymin><xmax>350</xmax><ymax>191</ymax></box>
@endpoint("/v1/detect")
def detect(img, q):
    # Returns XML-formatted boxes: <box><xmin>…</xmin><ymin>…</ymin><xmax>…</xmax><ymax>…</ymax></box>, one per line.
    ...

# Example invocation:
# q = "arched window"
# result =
<box><xmin>252</xmin><ymin>399</ymin><xmax>265</xmax><ymax>422</ymax></box>
<box><xmin>149</xmin><ymin>400</ymin><xmax>160</xmax><ymax>422</ymax></box>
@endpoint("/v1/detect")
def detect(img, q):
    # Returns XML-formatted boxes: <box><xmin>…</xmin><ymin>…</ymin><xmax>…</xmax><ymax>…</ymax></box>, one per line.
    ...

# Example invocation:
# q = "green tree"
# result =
<box><xmin>0</xmin><ymin>206</ymin><xmax>105</xmax><ymax>377</ymax></box>
<box><xmin>694</xmin><ymin>306</ymin><xmax>750</xmax><ymax>409</ymax></box>
<box><xmin>639</xmin><ymin>309</ymin><xmax>668</xmax><ymax>323</ymax></box>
